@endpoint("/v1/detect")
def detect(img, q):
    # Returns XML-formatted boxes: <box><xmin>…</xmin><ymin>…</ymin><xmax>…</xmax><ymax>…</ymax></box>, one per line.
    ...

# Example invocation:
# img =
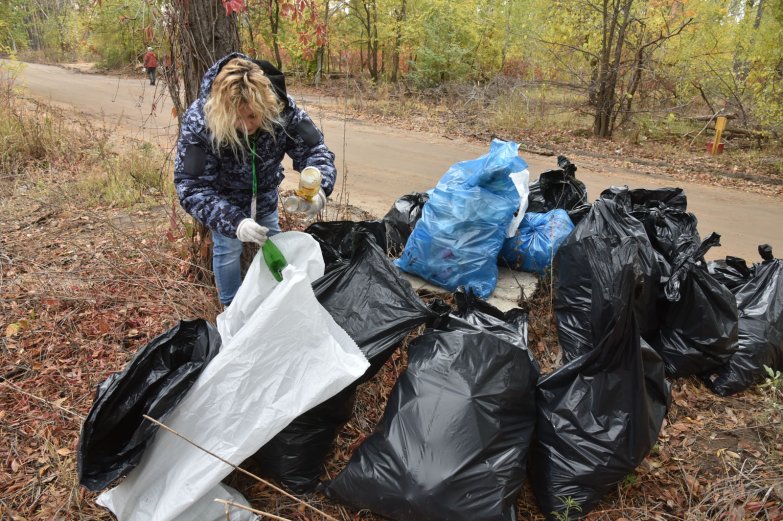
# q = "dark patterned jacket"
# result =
<box><xmin>174</xmin><ymin>52</ymin><xmax>336</xmax><ymax>238</ymax></box>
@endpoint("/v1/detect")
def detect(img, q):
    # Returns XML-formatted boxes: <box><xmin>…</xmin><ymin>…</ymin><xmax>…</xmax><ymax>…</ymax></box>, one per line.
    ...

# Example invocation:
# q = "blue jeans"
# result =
<box><xmin>212</xmin><ymin>210</ymin><xmax>281</xmax><ymax>306</ymax></box>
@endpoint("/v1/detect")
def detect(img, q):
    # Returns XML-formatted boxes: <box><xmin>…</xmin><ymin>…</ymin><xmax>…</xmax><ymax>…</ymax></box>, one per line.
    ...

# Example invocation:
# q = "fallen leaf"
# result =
<box><xmin>5</xmin><ymin>318</ymin><xmax>30</xmax><ymax>337</ymax></box>
<box><xmin>56</xmin><ymin>447</ymin><xmax>72</xmax><ymax>456</ymax></box>
<box><xmin>684</xmin><ymin>474</ymin><xmax>701</xmax><ymax>495</ymax></box>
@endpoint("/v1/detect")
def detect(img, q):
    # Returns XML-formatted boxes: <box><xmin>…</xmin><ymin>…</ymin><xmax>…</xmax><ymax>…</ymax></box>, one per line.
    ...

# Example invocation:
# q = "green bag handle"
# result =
<box><xmin>262</xmin><ymin>240</ymin><xmax>287</xmax><ymax>282</ymax></box>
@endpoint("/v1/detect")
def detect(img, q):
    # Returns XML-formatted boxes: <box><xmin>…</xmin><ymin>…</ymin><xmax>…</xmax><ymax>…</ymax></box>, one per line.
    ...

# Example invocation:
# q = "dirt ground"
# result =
<box><xmin>9</xmin><ymin>59</ymin><xmax>783</xmax><ymax>262</ymax></box>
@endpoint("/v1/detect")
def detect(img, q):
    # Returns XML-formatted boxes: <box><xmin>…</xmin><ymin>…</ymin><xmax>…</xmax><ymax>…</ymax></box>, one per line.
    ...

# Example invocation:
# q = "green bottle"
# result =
<box><xmin>262</xmin><ymin>240</ymin><xmax>287</xmax><ymax>282</ymax></box>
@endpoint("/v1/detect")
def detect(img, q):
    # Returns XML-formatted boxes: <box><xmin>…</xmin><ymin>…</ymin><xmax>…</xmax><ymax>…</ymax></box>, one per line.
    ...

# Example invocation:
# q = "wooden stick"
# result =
<box><xmin>214</xmin><ymin>499</ymin><xmax>293</xmax><ymax>521</ymax></box>
<box><xmin>142</xmin><ymin>415</ymin><xmax>338</xmax><ymax>521</ymax></box>
<box><xmin>0</xmin><ymin>380</ymin><xmax>85</xmax><ymax>420</ymax></box>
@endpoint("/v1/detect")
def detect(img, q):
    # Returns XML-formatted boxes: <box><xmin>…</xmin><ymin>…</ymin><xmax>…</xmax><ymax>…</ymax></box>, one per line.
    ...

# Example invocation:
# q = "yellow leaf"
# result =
<box><xmin>5</xmin><ymin>318</ymin><xmax>30</xmax><ymax>337</ymax></box>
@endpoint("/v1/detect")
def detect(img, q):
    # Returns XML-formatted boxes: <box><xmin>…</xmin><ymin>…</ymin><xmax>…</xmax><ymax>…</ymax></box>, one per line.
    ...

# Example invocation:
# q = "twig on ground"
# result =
<box><xmin>0</xmin><ymin>380</ymin><xmax>86</xmax><ymax>420</ymax></box>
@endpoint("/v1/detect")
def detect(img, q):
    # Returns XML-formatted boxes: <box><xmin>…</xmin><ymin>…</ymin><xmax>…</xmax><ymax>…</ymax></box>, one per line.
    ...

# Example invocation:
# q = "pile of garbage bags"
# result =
<box><xmin>90</xmin><ymin>233</ymin><xmax>372</xmax><ymax>520</ymax></box>
<box><xmin>396</xmin><ymin>139</ymin><xmax>530</xmax><ymax>299</ymax></box>
<box><xmin>77</xmin><ymin>141</ymin><xmax>782</xmax><ymax>521</ymax></box>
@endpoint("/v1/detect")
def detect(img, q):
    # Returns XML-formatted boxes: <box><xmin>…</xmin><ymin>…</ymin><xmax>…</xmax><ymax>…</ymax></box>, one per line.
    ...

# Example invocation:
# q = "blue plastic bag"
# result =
<box><xmin>500</xmin><ymin>209</ymin><xmax>574</xmax><ymax>274</ymax></box>
<box><xmin>396</xmin><ymin>139</ymin><xmax>527</xmax><ymax>299</ymax></box>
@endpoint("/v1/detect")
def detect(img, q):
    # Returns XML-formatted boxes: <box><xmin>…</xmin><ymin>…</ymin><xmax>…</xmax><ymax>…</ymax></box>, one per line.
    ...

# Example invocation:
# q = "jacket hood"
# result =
<box><xmin>198</xmin><ymin>52</ymin><xmax>289</xmax><ymax>107</ymax></box>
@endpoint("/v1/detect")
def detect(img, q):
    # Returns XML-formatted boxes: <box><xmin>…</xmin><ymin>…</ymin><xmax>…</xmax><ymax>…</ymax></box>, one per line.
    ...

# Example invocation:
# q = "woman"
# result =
<box><xmin>174</xmin><ymin>53</ymin><xmax>336</xmax><ymax>306</ymax></box>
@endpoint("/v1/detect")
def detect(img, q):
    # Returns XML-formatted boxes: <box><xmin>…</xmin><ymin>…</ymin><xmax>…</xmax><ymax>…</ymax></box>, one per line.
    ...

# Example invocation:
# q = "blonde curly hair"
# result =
<box><xmin>203</xmin><ymin>57</ymin><xmax>284</xmax><ymax>156</ymax></box>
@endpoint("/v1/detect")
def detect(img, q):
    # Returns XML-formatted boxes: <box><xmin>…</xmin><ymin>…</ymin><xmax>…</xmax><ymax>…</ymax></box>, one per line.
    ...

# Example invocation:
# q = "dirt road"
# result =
<box><xmin>12</xmin><ymin>60</ymin><xmax>783</xmax><ymax>261</ymax></box>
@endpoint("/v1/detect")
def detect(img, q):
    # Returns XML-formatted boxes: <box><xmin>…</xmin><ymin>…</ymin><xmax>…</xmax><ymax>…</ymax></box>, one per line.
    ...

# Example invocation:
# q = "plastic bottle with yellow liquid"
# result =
<box><xmin>283</xmin><ymin>166</ymin><xmax>322</xmax><ymax>213</ymax></box>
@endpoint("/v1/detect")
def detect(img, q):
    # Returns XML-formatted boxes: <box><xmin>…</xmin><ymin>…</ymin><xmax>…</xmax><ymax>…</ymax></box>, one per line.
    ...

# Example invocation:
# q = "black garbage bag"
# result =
<box><xmin>305</xmin><ymin>220</ymin><xmax>388</xmax><ymax>271</ymax></box>
<box><xmin>383</xmin><ymin>192</ymin><xmax>430</xmax><ymax>255</ymax></box>
<box><xmin>250</xmin><ymin>387</ymin><xmax>356</xmax><ymax>493</ymax></box>
<box><xmin>554</xmin><ymin>198</ymin><xmax>661</xmax><ymax>361</ymax></box>
<box><xmin>527</xmin><ymin>155</ymin><xmax>588</xmax><ymax>214</ymax></box>
<box><xmin>567</xmin><ymin>203</ymin><xmax>592</xmax><ymax>225</ymax></box>
<box><xmin>452</xmin><ymin>287</ymin><xmax>529</xmax><ymax>350</ymax></box>
<box><xmin>77</xmin><ymin>319</ymin><xmax>221</xmax><ymax>491</ymax></box>
<box><xmin>601</xmin><ymin>186</ymin><xmax>688</xmax><ymax>212</ymax></box>
<box><xmin>531</xmin><ymin>236</ymin><xmax>670</xmax><ymax>520</ymax></box>
<box><xmin>601</xmin><ymin>186</ymin><xmax>699</xmax><ymax>264</ymax></box>
<box><xmin>644</xmin><ymin>206</ymin><xmax>700</xmax><ymax>264</ymax></box>
<box><xmin>646</xmin><ymin>233</ymin><xmax>739</xmax><ymax>378</ymax></box>
<box><xmin>708</xmin><ymin>256</ymin><xmax>754</xmax><ymax>292</ymax></box>
<box><xmin>704</xmin><ymin>245</ymin><xmax>783</xmax><ymax>396</ymax></box>
<box><xmin>325</xmin><ymin>316</ymin><xmax>539</xmax><ymax>521</ymax></box>
<box><xmin>252</xmin><ymin>234</ymin><xmax>441</xmax><ymax>492</ymax></box>
<box><xmin>313</xmin><ymin>232</ymin><xmax>440</xmax><ymax>380</ymax></box>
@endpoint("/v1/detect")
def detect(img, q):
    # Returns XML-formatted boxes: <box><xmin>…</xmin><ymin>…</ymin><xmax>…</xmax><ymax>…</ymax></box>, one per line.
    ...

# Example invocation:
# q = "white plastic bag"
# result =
<box><xmin>176</xmin><ymin>483</ymin><xmax>258</xmax><ymax>521</ymax></box>
<box><xmin>506</xmin><ymin>168</ymin><xmax>530</xmax><ymax>238</ymax></box>
<box><xmin>98</xmin><ymin>232</ymin><xmax>369</xmax><ymax>521</ymax></box>
<box><xmin>217</xmin><ymin>232</ymin><xmax>326</xmax><ymax>345</ymax></box>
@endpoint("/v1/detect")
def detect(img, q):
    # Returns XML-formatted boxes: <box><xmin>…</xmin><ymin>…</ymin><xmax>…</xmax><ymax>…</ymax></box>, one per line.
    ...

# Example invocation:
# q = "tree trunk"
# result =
<box><xmin>500</xmin><ymin>0</ymin><xmax>512</xmax><ymax>72</ymax></box>
<box><xmin>361</xmin><ymin>1</ymin><xmax>377</xmax><ymax>81</ymax></box>
<box><xmin>314</xmin><ymin>0</ymin><xmax>330</xmax><ymax>85</ymax></box>
<box><xmin>754</xmin><ymin>0</ymin><xmax>765</xmax><ymax>30</ymax></box>
<box><xmin>165</xmin><ymin>0</ymin><xmax>240</xmax><ymax>278</ymax></box>
<box><xmin>370</xmin><ymin>0</ymin><xmax>379</xmax><ymax>81</ymax></box>
<box><xmin>268</xmin><ymin>0</ymin><xmax>283</xmax><ymax>70</ymax></box>
<box><xmin>592</xmin><ymin>0</ymin><xmax>633</xmax><ymax>138</ymax></box>
<box><xmin>619</xmin><ymin>44</ymin><xmax>645</xmax><ymax>128</ymax></box>
<box><xmin>390</xmin><ymin>0</ymin><xmax>406</xmax><ymax>82</ymax></box>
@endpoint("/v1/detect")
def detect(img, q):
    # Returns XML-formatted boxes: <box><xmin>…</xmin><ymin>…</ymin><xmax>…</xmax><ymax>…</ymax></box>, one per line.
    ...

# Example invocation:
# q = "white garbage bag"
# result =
<box><xmin>176</xmin><ymin>483</ymin><xmax>258</xmax><ymax>521</ymax></box>
<box><xmin>98</xmin><ymin>232</ymin><xmax>369</xmax><ymax>521</ymax></box>
<box><xmin>217</xmin><ymin>232</ymin><xmax>326</xmax><ymax>345</ymax></box>
<box><xmin>506</xmin><ymin>168</ymin><xmax>530</xmax><ymax>238</ymax></box>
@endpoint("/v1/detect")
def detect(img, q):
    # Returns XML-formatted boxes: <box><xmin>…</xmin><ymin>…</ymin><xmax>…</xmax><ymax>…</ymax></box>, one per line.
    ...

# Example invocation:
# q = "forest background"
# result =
<box><xmin>3</xmin><ymin>0</ymin><xmax>783</xmax><ymax>150</ymax></box>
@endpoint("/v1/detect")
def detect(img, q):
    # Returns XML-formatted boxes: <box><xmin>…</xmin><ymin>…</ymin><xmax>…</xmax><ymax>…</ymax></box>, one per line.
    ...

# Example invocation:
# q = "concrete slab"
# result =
<box><xmin>402</xmin><ymin>267</ymin><xmax>539</xmax><ymax>312</ymax></box>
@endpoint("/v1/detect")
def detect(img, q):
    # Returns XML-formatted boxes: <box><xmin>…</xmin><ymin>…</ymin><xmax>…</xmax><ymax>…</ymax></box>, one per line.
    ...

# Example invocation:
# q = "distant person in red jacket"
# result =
<box><xmin>143</xmin><ymin>47</ymin><xmax>158</xmax><ymax>85</ymax></box>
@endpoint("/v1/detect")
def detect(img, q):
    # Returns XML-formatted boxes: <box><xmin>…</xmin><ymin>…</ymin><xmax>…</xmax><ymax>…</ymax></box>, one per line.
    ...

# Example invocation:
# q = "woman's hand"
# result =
<box><xmin>236</xmin><ymin>218</ymin><xmax>268</xmax><ymax>245</ymax></box>
<box><xmin>306</xmin><ymin>189</ymin><xmax>327</xmax><ymax>217</ymax></box>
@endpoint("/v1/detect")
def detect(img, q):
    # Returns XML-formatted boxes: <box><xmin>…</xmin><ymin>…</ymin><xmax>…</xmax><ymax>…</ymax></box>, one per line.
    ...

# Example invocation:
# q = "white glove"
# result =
<box><xmin>306</xmin><ymin>189</ymin><xmax>327</xmax><ymax>217</ymax></box>
<box><xmin>236</xmin><ymin>218</ymin><xmax>268</xmax><ymax>245</ymax></box>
